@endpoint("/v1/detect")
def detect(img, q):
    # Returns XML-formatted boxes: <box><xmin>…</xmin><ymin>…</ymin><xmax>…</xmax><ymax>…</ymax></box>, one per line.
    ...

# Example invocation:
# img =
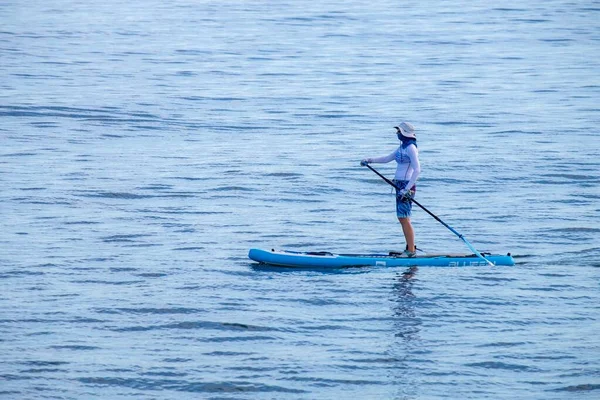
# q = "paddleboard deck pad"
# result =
<box><xmin>249</xmin><ymin>248</ymin><xmax>515</xmax><ymax>268</ymax></box>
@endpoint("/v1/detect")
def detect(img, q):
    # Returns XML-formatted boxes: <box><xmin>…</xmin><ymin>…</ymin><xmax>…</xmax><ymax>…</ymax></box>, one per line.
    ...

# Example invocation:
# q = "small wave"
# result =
<box><xmin>171</xmin><ymin>176</ymin><xmax>212</xmax><ymax>181</ymax></box>
<box><xmin>134</xmin><ymin>272</ymin><xmax>168</xmax><ymax>278</ymax></box>
<box><xmin>138</xmin><ymin>184</ymin><xmax>174</xmax><ymax>190</ymax></box>
<box><xmin>49</xmin><ymin>345</ymin><xmax>100</xmax><ymax>351</ymax></box>
<box><xmin>282</xmin><ymin>376</ymin><xmax>384</xmax><ymax>386</ymax></box>
<box><xmin>0</xmin><ymin>105</ymin><xmax>163</xmax><ymax>124</ymax></box>
<box><xmin>109</xmin><ymin>267</ymin><xmax>138</xmax><ymax>272</ymax></box>
<box><xmin>173</xmin><ymin>246</ymin><xmax>204</xmax><ymax>251</ymax></box>
<box><xmin>477</xmin><ymin>341</ymin><xmax>529</xmax><ymax>348</ymax></box>
<box><xmin>466</xmin><ymin>361</ymin><xmax>538</xmax><ymax>372</ymax></box>
<box><xmin>539</xmin><ymin>173</ymin><xmax>600</xmax><ymax>182</ymax></box>
<box><xmin>19</xmin><ymin>368</ymin><xmax>65</xmax><ymax>374</ymax></box>
<box><xmin>1</xmin><ymin>270</ymin><xmax>45</xmax><ymax>278</ymax></box>
<box><xmin>71</xmin><ymin>280</ymin><xmax>144</xmax><ymax>286</ymax></box>
<box><xmin>203</xmin><ymin>351</ymin><xmax>254</xmax><ymax>357</ymax></box>
<box><xmin>111</xmin><ymin>320</ymin><xmax>278</xmax><ymax>333</ymax></box>
<box><xmin>162</xmin><ymin>358</ymin><xmax>192</xmax><ymax>363</ymax></box>
<box><xmin>141</xmin><ymin>371</ymin><xmax>188</xmax><ymax>377</ymax></box>
<box><xmin>200</xmin><ymin>335</ymin><xmax>276</xmax><ymax>343</ymax></box>
<box><xmin>101</xmin><ymin>234</ymin><xmax>152</xmax><ymax>243</ymax></box>
<box><xmin>553</xmin><ymin>384</ymin><xmax>600</xmax><ymax>392</ymax></box>
<box><xmin>213</xmin><ymin>186</ymin><xmax>256</xmax><ymax>192</ymax></box>
<box><xmin>264</xmin><ymin>172</ymin><xmax>304</xmax><ymax>178</ymax></box>
<box><xmin>95</xmin><ymin>307</ymin><xmax>201</xmax><ymax>315</ymax></box>
<box><xmin>76</xmin><ymin>377</ymin><xmax>306</xmax><ymax>393</ymax></box>
<box><xmin>20</xmin><ymin>361</ymin><xmax>70</xmax><ymax>367</ymax></box>
<box><xmin>80</xmin><ymin>191</ymin><xmax>154</xmax><ymax>200</ymax></box>
<box><xmin>140</xmin><ymin>209</ymin><xmax>227</xmax><ymax>215</ymax></box>
<box><xmin>546</xmin><ymin>227</ymin><xmax>600</xmax><ymax>234</ymax></box>
<box><xmin>1</xmin><ymin>152</ymin><xmax>38</xmax><ymax>157</ymax></box>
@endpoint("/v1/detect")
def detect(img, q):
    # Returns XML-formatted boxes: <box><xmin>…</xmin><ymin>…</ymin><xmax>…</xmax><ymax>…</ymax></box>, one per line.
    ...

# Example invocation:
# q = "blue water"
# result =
<box><xmin>1</xmin><ymin>0</ymin><xmax>599</xmax><ymax>398</ymax></box>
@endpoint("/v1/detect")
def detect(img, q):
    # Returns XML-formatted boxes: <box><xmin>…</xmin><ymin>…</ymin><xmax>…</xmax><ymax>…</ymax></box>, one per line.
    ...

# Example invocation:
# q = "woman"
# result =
<box><xmin>361</xmin><ymin>122</ymin><xmax>421</xmax><ymax>257</ymax></box>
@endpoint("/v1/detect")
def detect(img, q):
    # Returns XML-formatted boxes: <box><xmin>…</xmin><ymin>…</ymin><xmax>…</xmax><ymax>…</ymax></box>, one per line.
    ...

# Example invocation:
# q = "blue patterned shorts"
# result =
<box><xmin>393</xmin><ymin>180</ymin><xmax>415</xmax><ymax>219</ymax></box>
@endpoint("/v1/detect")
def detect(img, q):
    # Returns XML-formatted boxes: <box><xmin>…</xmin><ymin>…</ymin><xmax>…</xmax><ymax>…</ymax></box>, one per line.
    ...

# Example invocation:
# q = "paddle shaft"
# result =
<box><xmin>364</xmin><ymin>164</ymin><xmax>494</xmax><ymax>266</ymax></box>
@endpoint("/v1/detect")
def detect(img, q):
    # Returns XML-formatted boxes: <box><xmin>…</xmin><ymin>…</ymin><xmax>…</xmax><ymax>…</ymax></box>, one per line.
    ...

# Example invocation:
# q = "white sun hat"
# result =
<box><xmin>395</xmin><ymin>122</ymin><xmax>416</xmax><ymax>139</ymax></box>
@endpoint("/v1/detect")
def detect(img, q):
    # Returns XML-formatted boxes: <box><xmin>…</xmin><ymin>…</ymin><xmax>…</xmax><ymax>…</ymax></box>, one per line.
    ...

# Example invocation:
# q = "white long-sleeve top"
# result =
<box><xmin>369</xmin><ymin>144</ymin><xmax>421</xmax><ymax>190</ymax></box>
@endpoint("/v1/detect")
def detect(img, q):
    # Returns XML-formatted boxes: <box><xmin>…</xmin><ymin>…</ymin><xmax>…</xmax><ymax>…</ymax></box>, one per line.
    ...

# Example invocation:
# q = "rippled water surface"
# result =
<box><xmin>1</xmin><ymin>0</ymin><xmax>599</xmax><ymax>399</ymax></box>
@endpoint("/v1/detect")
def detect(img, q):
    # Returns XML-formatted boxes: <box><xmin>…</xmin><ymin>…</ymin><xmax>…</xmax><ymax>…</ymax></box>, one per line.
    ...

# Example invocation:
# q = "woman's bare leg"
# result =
<box><xmin>398</xmin><ymin>217</ymin><xmax>415</xmax><ymax>252</ymax></box>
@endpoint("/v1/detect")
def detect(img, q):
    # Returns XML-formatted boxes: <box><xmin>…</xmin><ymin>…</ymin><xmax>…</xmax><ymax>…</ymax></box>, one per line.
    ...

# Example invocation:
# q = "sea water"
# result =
<box><xmin>1</xmin><ymin>0</ymin><xmax>599</xmax><ymax>398</ymax></box>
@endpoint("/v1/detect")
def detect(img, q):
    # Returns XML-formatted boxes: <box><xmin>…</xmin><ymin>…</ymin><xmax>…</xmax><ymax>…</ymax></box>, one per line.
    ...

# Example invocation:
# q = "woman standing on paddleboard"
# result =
<box><xmin>361</xmin><ymin>122</ymin><xmax>421</xmax><ymax>257</ymax></box>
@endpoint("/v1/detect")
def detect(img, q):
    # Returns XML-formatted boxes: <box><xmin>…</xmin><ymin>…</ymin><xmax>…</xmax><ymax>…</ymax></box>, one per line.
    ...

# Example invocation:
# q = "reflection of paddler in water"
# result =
<box><xmin>401</xmin><ymin>266</ymin><xmax>417</xmax><ymax>281</ymax></box>
<box><xmin>392</xmin><ymin>267</ymin><xmax>420</xmax><ymax>341</ymax></box>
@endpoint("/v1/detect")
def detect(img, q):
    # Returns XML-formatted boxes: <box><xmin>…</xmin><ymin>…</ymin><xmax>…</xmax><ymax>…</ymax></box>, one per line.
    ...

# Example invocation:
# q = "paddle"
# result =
<box><xmin>363</xmin><ymin>163</ymin><xmax>495</xmax><ymax>266</ymax></box>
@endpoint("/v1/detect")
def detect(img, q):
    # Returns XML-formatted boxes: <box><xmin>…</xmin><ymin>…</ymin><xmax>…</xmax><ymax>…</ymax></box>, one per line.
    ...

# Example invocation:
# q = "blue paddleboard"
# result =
<box><xmin>248</xmin><ymin>248</ymin><xmax>515</xmax><ymax>268</ymax></box>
